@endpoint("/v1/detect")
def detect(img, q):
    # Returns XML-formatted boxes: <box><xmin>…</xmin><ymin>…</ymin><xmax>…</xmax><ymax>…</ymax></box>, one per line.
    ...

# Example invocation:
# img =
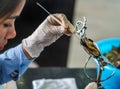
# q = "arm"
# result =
<box><xmin>0</xmin><ymin>44</ymin><xmax>33</xmax><ymax>84</ymax></box>
<box><xmin>22</xmin><ymin>13</ymin><xmax>74</xmax><ymax>58</ymax></box>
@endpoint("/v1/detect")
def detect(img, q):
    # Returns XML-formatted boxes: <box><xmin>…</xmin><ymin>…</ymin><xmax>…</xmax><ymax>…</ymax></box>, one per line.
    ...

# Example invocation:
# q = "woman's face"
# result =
<box><xmin>0</xmin><ymin>0</ymin><xmax>25</xmax><ymax>51</ymax></box>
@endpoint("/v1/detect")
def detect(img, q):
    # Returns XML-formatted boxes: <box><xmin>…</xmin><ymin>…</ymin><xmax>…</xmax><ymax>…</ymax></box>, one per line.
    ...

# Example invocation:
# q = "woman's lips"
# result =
<box><xmin>0</xmin><ymin>46</ymin><xmax>4</xmax><ymax>51</ymax></box>
<box><xmin>0</xmin><ymin>40</ymin><xmax>7</xmax><ymax>51</ymax></box>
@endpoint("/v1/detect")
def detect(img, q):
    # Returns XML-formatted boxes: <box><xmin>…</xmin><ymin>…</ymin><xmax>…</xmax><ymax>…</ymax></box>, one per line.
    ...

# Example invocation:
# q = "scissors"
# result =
<box><xmin>75</xmin><ymin>17</ymin><xmax>109</xmax><ymax>88</ymax></box>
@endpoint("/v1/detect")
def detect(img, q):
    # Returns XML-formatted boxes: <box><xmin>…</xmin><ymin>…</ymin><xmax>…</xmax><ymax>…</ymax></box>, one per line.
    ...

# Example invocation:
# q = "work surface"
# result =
<box><xmin>16</xmin><ymin>67</ymin><xmax>96</xmax><ymax>89</ymax></box>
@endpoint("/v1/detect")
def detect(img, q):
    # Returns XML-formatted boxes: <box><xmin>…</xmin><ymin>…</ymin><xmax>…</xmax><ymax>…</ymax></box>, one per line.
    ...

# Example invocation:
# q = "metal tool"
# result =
<box><xmin>36</xmin><ymin>2</ymin><xmax>64</xmax><ymax>26</ymax></box>
<box><xmin>75</xmin><ymin>17</ymin><xmax>115</xmax><ymax>88</ymax></box>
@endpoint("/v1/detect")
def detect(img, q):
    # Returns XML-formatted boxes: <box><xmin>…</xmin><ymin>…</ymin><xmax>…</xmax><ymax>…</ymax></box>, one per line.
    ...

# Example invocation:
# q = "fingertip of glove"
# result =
<box><xmin>85</xmin><ymin>82</ymin><xmax>97</xmax><ymax>89</ymax></box>
<box><xmin>92</xmin><ymin>82</ymin><xmax>97</xmax><ymax>89</ymax></box>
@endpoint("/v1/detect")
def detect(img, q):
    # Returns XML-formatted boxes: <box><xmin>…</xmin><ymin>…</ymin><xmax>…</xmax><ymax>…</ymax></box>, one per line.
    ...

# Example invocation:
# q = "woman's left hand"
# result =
<box><xmin>85</xmin><ymin>82</ymin><xmax>97</xmax><ymax>89</ymax></box>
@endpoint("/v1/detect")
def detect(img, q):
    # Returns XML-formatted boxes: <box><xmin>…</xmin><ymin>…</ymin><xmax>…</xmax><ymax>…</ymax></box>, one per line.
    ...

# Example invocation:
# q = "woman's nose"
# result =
<box><xmin>6</xmin><ymin>25</ymin><xmax>16</xmax><ymax>39</ymax></box>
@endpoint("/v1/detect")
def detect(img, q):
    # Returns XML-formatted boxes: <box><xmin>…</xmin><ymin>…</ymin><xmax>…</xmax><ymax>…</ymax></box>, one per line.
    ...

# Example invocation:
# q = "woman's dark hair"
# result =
<box><xmin>0</xmin><ymin>0</ymin><xmax>22</xmax><ymax>19</ymax></box>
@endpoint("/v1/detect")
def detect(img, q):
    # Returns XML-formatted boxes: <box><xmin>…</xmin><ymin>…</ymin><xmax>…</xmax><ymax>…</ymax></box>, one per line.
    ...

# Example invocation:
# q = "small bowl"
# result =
<box><xmin>96</xmin><ymin>38</ymin><xmax>120</xmax><ymax>89</ymax></box>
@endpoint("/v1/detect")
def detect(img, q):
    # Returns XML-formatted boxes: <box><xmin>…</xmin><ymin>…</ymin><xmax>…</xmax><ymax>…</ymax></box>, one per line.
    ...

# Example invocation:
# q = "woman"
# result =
<box><xmin>0</xmin><ymin>0</ymin><xmax>97</xmax><ymax>88</ymax></box>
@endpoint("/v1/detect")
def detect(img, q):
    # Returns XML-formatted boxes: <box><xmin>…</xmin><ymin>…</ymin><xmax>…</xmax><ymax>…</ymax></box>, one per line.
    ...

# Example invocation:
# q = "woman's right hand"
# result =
<box><xmin>22</xmin><ymin>13</ymin><xmax>74</xmax><ymax>58</ymax></box>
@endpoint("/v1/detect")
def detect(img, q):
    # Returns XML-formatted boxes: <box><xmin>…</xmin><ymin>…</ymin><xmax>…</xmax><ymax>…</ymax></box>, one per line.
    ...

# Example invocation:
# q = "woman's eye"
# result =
<box><xmin>3</xmin><ymin>23</ymin><xmax>12</xmax><ymax>27</ymax></box>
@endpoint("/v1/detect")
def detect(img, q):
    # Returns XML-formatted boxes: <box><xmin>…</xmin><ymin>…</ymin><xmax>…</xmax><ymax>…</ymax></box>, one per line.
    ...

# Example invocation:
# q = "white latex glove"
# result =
<box><xmin>85</xmin><ymin>82</ymin><xmax>97</xmax><ymax>89</ymax></box>
<box><xmin>22</xmin><ymin>13</ymin><xmax>74</xmax><ymax>58</ymax></box>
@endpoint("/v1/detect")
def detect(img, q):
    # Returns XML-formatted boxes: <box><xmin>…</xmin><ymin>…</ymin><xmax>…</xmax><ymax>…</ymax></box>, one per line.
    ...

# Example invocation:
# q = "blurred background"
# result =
<box><xmin>2</xmin><ymin>0</ymin><xmax>120</xmax><ymax>88</ymax></box>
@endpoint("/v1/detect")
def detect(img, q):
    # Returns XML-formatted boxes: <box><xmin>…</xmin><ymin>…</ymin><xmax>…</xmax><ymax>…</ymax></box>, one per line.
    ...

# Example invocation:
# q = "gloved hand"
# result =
<box><xmin>22</xmin><ymin>13</ymin><xmax>74</xmax><ymax>58</ymax></box>
<box><xmin>85</xmin><ymin>82</ymin><xmax>97</xmax><ymax>89</ymax></box>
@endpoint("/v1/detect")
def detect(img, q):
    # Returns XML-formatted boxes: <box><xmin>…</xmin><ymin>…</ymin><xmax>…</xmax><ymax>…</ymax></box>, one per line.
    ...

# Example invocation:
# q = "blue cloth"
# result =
<box><xmin>0</xmin><ymin>44</ymin><xmax>33</xmax><ymax>85</ymax></box>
